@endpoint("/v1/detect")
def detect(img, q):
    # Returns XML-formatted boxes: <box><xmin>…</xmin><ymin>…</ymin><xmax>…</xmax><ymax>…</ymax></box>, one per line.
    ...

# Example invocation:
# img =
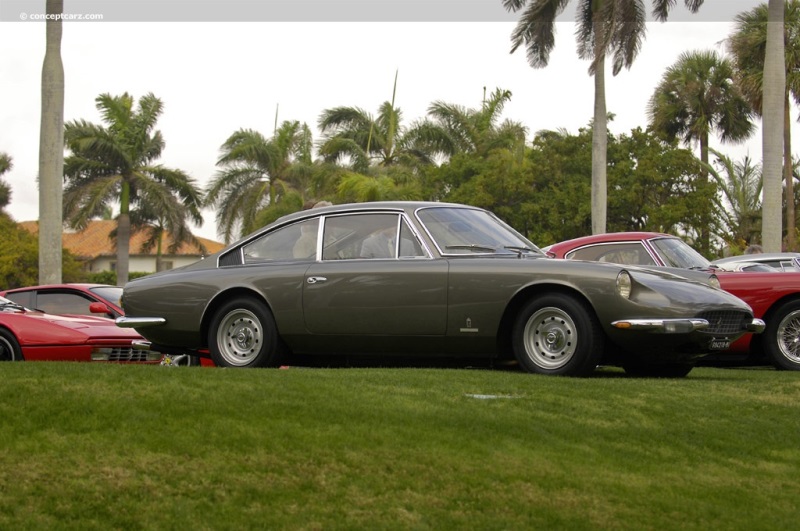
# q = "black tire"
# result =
<box><xmin>763</xmin><ymin>300</ymin><xmax>800</xmax><ymax>371</ymax></box>
<box><xmin>622</xmin><ymin>362</ymin><xmax>693</xmax><ymax>378</ymax></box>
<box><xmin>208</xmin><ymin>297</ymin><xmax>282</xmax><ymax>368</ymax></box>
<box><xmin>0</xmin><ymin>328</ymin><xmax>23</xmax><ymax>361</ymax></box>
<box><xmin>512</xmin><ymin>294</ymin><xmax>603</xmax><ymax>376</ymax></box>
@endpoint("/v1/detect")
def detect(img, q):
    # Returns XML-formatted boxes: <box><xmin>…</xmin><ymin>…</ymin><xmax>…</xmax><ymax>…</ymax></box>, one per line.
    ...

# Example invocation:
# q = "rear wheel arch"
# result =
<box><xmin>205</xmin><ymin>292</ymin><xmax>287</xmax><ymax>368</ymax></box>
<box><xmin>200</xmin><ymin>287</ymin><xmax>274</xmax><ymax>349</ymax></box>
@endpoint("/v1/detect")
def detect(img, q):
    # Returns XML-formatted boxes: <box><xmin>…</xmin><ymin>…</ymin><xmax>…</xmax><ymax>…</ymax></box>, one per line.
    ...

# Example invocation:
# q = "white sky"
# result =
<box><xmin>1</xmin><ymin>1</ymin><xmax>796</xmax><ymax>242</ymax></box>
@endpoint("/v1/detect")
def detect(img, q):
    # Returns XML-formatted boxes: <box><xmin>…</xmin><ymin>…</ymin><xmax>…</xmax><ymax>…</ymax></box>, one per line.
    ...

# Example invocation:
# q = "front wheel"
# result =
<box><xmin>512</xmin><ymin>294</ymin><xmax>603</xmax><ymax>376</ymax></box>
<box><xmin>764</xmin><ymin>300</ymin><xmax>800</xmax><ymax>371</ymax></box>
<box><xmin>0</xmin><ymin>329</ymin><xmax>23</xmax><ymax>361</ymax></box>
<box><xmin>208</xmin><ymin>297</ymin><xmax>282</xmax><ymax>368</ymax></box>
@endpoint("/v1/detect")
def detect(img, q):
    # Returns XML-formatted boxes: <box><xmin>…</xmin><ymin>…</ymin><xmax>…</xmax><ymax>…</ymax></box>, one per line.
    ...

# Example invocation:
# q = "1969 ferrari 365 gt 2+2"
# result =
<box><xmin>117</xmin><ymin>202</ymin><xmax>763</xmax><ymax>377</ymax></box>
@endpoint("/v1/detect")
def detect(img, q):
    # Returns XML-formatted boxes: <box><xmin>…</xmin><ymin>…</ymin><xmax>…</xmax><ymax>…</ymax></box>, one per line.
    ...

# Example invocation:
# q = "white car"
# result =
<box><xmin>711</xmin><ymin>253</ymin><xmax>800</xmax><ymax>272</ymax></box>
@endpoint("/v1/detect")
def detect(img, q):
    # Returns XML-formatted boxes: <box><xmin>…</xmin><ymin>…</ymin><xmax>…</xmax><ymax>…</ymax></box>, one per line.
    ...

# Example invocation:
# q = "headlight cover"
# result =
<box><xmin>616</xmin><ymin>270</ymin><xmax>632</xmax><ymax>299</ymax></box>
<box><xmin>708</xmin><ymin>274</ymin><xmax>721</xmax><ymax>289</ymax></box>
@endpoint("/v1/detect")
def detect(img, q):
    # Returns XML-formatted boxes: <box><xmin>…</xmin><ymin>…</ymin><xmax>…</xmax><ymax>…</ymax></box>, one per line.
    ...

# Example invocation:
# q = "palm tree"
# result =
<box><xmin>705</xmin><ymin>148</ymin><xmax>763</xmax><ymax>251</ymax></box>
<box><xmin>63</xmin><ymin>92</ymin><xmax>202</xmax><ymax>285</ymax></box>
<box><xmin>38</xmin><ymin>0</ymin><xmax>64</xmax><ymax>284</ymax></box>
<box><xmin>648</xmin><ymin>50</ymin><xmax>755</xmax><ymax>169</ymax></box>
<box><xmin>318</xmin><ymin>72</ymin><xmax>436</xmax><ymax>171</ymax></box>
<box><xmin>128</xmin><ymin>176</ymin><xmax>206</xmax><ymax>272</ymax></box>
<box><xmin>206</xmin><ymin>121</ymin><xmax>314</xmax><ymax>242</ymax></box>
<box><xmin>728</xmin><ymin>0</ymin><xmax>796</xmax><ymax>250</ymax></box>
<box><xmin>647</xmin><ymin>49</ymin><xmax>755</xmax><ymax>252</ymax></box>
<box><xmin>502</xmin><ymin>0</ymin><xmax>705</xmax><ymax>235</ymax></box>
<box><xmin>406</xmin><ymin>87</ymin><xmax>527</xmax><ymax>160</ymax></box>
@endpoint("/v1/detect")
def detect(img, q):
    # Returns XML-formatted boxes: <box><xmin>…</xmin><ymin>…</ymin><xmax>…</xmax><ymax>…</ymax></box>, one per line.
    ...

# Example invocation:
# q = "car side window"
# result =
<box><xmin>321</xmin><ymin>213</ymin><xmax>426</xmax><ymax>261</ymax></box>
<box><xmin>566</xmin><ymin>243</ymin><xmax>656</xmax><ymax>266</ymax></box>
<box><xmin>37</xmin><ymin>292</ymin><xmax>96</xmax><ymax>316</ymax></box>
<box><xmin>243</xmin><ymin>219</ymin><xmax>318</xmax><ymax>263</ymax></box>
<box><xmin>399</xmin><ymin>220</ymin><xmax>426</xmax><ymax>258</ymax></box>
<box><xmin>4</xmin><ymin>291</ymin><xmax>33</xmax><ymax>309</ymax></box>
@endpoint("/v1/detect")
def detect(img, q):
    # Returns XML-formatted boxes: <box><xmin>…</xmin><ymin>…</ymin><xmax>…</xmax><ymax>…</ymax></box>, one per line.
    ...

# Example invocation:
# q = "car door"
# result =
<box><xmin>302</xmin><ymin>212</ymin><xmax>448</xmax><ymax>336</ymax></box>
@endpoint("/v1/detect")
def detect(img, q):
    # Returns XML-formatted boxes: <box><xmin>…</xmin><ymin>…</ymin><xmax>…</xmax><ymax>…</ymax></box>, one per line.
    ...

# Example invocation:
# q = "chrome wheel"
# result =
<box><xmin>522</xmin><ymin>306</ymin><xmax>578</xmax><ymax>371</ymax></box>
<box><xmin>216</xmin><ymin>308</ymin><xmax>264</xmax><ymax>367</ymax></box>
<box><xmin>776</xmin><ymin>309</ymin><xmax>800</xmax><ymax>364</ymax></box>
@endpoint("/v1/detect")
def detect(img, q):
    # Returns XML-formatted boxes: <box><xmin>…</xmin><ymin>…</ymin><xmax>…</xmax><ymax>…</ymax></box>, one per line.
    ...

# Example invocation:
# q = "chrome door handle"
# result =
<box><xmin>306</xmin><ymin>276</ymin><xmax>327</xmax><ymax>284</ymax></box>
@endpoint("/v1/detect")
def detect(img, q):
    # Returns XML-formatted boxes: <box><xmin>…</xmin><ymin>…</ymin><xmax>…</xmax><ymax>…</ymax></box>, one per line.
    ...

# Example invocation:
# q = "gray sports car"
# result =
<box><xmin>117</xmin><ymin>202</ymin><xmax>763</xmax><ymax>377</ymax></box>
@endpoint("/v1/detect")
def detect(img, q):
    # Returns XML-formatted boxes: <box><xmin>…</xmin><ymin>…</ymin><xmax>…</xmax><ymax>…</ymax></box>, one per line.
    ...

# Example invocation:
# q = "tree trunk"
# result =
<box><xmin>38</xmin><ymin>0</ymin><xmax>64</xmax><ymax>284</ymax></box>
<box><xmin>117</xmin><ymin>182</ymin><xmax>131</xmax><ymax>286</ymax></box>
<box><xmin>699</xmin><ymin>133</ymin><xmax>710</xmax><ymax>254</ymax></box>
<box><xmin>591</xmin><ymin>21</ymin><xmax>607</xmax><ymax>235</ymax></box>
<box><xmin>156</xmin><ymin>232</ymin><xmax>164</xmax><ymax>272</ymax></box>
<box><xmin>784</xmin><ymin>94</ymin><xmax>795</xmax><ymax>250</ymax></box>
<box><xmin>762</xmin><ymin>0</ymin><xmax>786</xmax><ymax>252</ymax></box>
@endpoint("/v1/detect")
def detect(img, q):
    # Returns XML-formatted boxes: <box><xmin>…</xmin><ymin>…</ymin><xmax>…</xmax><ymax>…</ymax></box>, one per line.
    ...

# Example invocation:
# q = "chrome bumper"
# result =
<box><xmin>116</xmin><ymin>316</ymin><xmax>166</xmax><ymax>328</ymax></box>
<box><xmin>611</xmin><ymin>318</ymin><xmax>708</xmax><ymax>333</ymax></box>
<box><xmin>611</xmin><ymin>318</ymin><xmax>766</xmax><ymax>334</ymax></box>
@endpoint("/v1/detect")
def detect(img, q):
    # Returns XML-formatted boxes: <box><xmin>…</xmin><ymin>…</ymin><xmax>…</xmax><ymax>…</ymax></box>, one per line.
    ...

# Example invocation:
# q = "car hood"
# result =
<box><xmin>4</xmin><ymin>309</ymin><xmax>144</xmax><ymax>341</ymax></box>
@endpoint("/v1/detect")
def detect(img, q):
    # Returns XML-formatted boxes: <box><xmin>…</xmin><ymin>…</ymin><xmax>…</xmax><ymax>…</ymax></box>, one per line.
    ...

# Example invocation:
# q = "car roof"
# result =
<box><xmin>544</xmin><ymin>232</ymin><xmax>673</xmax><ymax>251</ymax></box>
<box><xmin>229</xmin><ymin>201</ymin><xmax>484</xmax><ymax>247</ymax></box>
<box><xmin>1</xmin><ymin>283</ymin><xmax>117</xmax><ymax>293</ymax></box>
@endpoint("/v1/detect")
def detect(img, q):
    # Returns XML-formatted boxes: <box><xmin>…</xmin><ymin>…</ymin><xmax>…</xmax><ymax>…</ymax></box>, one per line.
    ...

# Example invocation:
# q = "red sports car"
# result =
<box><xmin>0</xmin><ymin>284</ymin><xmax>211</xmax><ymax>367</ymax></box>
<box><xmin>0</xmin><ymin>283</ymin><xmax>124</xmax><ymax>319</ymax></box>
<box><xmin>0</xmin><ymin>295</ymin><xmax>162</xmax><ymax>363</ymax></box>
<box><xmin>545</xmin><ymin>232</ymin><xmax>800</xmax><ymax>371</ymax></box>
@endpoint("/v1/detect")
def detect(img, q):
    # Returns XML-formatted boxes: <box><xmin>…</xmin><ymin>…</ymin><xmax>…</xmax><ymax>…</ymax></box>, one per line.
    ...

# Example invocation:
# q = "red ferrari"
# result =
<box><xmin>0</xmin><ymin>285</ymin><xmax>212</xmax><ymax>367</ymax></box>
<box><xmin>0</xmin><ymin>283</ymin><xmax>124</xmax><ymax>318</ymax></box>
<box><xmin>0</xmin><ymin>294</ymin><xmax>162</xmax><ymax>363</ymax></box>
<box><xmin>545</xmin><ymin>232</ymin><xmax>800</xmax><ymax>371</ymax></box>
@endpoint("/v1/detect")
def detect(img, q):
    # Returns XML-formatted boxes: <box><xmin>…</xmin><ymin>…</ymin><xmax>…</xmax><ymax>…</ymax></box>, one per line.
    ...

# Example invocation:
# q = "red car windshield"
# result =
<box><xmin>650</xmin><ymin>237</ymin><xmax>712</xmax><ymax>270</ymax></box>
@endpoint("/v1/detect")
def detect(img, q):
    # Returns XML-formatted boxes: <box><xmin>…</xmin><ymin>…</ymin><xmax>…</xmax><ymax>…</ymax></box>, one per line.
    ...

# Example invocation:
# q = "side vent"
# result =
<box><xmin>218</xmin><ymin>249</ymin><xmax>242</xmax><ymax>267</ymax></box>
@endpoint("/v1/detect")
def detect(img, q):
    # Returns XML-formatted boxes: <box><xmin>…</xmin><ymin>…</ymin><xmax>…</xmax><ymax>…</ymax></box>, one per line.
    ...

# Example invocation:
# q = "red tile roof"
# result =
<box><xmin>19</xmin><ymin>220</ymin><xmax>225</xmax><ymax>259</ymax></box>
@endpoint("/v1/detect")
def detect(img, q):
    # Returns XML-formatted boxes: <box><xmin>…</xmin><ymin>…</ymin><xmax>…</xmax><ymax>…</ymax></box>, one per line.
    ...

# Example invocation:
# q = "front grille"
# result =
<box><xmin>108</xmin><ymin>348</ymin><xmax>152</xmax><ymax>362</ymax></box>
<box><xmin>697</xmin><ymin>311</ymin><xmax>750</xmax><ymax>334</ymax></box>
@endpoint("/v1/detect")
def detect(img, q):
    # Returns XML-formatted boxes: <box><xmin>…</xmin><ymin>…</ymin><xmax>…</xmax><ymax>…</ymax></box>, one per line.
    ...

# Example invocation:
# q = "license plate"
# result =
<box><xmin>710</xmin><ymin>338</ymin><xmax>731</xmax><ymax>350</ymax></box>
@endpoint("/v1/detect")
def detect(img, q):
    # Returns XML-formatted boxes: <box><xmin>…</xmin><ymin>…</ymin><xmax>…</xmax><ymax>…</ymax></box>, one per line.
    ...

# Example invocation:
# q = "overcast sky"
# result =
<box><xmin>1</xmin><ymin>0</ymin><xmax>795</xmax><ymax>242</ymax></box>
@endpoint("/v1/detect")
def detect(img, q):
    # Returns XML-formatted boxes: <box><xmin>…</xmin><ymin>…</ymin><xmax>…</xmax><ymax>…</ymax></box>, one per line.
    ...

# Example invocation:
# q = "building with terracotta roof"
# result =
<box><xmin>19</xmin><ymin>220</ymin><xmax>225</xmax><ymax>274</ymax></box>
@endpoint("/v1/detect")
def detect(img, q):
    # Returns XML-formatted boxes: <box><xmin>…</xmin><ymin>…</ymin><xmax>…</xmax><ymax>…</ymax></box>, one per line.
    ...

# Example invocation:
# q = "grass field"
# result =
<box><xmin>0</xmin><ymin>362</ymin><xmax>798</xmax><ymax>530</ymax></box>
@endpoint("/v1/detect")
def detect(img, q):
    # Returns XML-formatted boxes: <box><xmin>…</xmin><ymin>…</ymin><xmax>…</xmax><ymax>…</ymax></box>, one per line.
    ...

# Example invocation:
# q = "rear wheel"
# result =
<box><xmin>512</xmin><ymin>294</ymin><xmax>603</xmax><ymax>376</ymax></box>
<box><xmin>0</xmin><ymin>329</ymin><xmax>23</xmax><ymax>361</ymax></box>
<box><xmin>764</xmin><ymin>300</ymin><xmax>800</xmax><ymax>371</ymax></box>
<box><xmin>208</xmin><ymin>297</ymin><xmax>282</xmax><ymax>368</ymax></box>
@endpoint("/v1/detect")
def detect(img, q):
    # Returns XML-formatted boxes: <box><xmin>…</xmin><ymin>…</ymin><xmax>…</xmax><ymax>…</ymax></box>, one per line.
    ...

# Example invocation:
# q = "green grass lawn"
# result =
<box><xmin>0</xmin><ymin>363</ymin><xmax>798</xmax><ymax>530</ymax></box>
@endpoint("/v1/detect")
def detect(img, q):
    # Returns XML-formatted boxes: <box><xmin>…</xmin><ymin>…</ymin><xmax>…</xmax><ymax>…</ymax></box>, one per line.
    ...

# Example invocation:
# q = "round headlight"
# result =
<box><xmin>616</xmin><ymin>270</ymin><xmax>632</xmax><ymax>299</ymax></box>
<box><xmin>708</xmin><ymin>274</ymin><xmax>721</xmax><ymax>289</ymax></box>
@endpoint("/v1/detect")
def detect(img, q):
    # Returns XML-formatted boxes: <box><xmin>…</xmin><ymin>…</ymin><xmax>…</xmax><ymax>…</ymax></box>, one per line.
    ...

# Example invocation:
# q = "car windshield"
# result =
<box><xmin>650</xmin><ymin>237</ymin><xmax>711</xmax><ymax>269</ymax></box>
<box><xmin>0</xmin><ymin>295</ymin><xmax>26</xmax><ymax>311</ymax></box>
<box><xmin>89</xmin><ymin>286</ymin><xmax>124</xmax><ymax>307</ymax></box>
<box><xmin>417</xmin><ymin>207</ymin><xmax>542</xmax><ymax>256</ymax></box>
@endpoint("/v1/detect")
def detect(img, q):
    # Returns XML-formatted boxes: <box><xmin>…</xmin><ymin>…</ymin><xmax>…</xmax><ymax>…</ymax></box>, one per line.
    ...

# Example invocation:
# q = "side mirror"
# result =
<box><xmin>89</xmin><ymin>302</ymin><xmax>112</xmax><ymax>315</ymax></box>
